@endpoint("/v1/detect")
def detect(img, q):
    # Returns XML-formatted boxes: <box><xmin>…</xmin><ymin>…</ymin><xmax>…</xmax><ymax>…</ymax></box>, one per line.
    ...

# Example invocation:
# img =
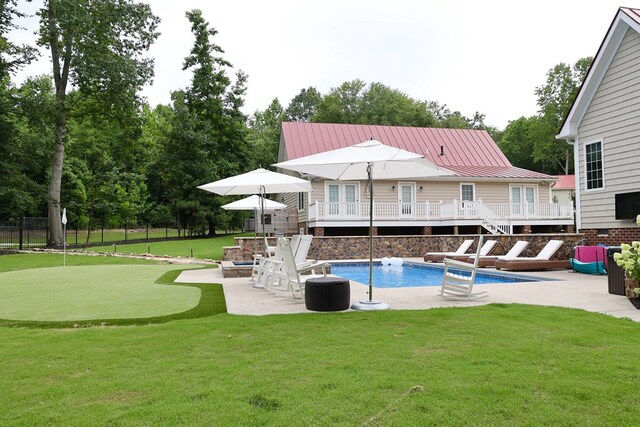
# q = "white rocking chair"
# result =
<box><xmin>439</xmin><ymin>235</ymin><xmax>488</xmax><ymax>300</ymax></box>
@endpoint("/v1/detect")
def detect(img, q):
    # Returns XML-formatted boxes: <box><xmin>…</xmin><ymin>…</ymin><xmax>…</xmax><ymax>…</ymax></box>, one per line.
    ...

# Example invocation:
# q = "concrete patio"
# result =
<box><xmin>175</xmin><ymin>260</ymin><xmax>640</xmax><ymax>321</ymax></box>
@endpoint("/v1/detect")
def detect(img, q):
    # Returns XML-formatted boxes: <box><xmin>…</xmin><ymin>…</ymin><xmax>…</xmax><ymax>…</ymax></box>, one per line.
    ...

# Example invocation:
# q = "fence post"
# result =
<box><xmin>19</xmin><ymin>217</ymin><xmax>24</xmax><ymax>250</ymax></box>
<box><xmin>101</xmin><ymin>224</ymin><xmax>104</xmax><ymax>243</ymax></box>
<box><xmin>75</xmin><ymin>224</ymin><xmax>78</xmax><ymax>245</ymax></box>
<box><xmin>146</xmin><ymin>223</ymin><xmax>149</xmax><ymax>240</ymax></box>
<box><xmin>125</xmin><ymin>222</ymin><xmax>128</xmax><ymax>241</ymax></box>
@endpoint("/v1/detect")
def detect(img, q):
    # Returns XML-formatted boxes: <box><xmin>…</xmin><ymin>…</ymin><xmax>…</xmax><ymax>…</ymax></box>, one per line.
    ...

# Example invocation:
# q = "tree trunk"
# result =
<box><xmin>207</xmin><ymin>218</ymin><xmax>217</xmax><ymax>237</ymax></box>
<box><xmin>47</xmin><ymin>108</ymin><xmax>67</xmax><ymax>246</ymax></box>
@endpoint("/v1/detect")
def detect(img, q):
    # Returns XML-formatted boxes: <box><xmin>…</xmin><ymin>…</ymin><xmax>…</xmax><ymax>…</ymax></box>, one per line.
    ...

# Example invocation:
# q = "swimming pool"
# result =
<box><xmin>331</xmin><ymin>262</ymin><xmax>546</xmax><ymax>288</ymax></box>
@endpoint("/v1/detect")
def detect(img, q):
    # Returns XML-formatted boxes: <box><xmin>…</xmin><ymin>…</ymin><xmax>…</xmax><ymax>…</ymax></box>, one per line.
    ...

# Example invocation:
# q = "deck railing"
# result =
<box><xmin>308</xmin><ymin>200</ymin><xmax>573</xmax><ymax>223</ymax></box>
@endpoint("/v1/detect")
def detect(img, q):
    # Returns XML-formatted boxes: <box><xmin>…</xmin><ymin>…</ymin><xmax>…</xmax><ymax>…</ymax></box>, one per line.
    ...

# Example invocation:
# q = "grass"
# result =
<box><xmin>65</xmin><ymin>227</ymin><xmax>183</xmax><ymax>245</ymax></box>
<box><xmin>83</xmin><ymin>233</ymin><xmax>253</xmax><ymax>260</ymax></box>
<box><xmin>0</xmin><ymin>253</ymin><xmax>173</xmax><ymax>273</ymax></box>
<box><xmin>0</xmin><ymin>265</ymin><xmax>202</xmax><ymax>321</ymax></box>
<box><xmin>1</xmin><ymin>305</ymin><xmax>639</xmax><ymax>425</ymax></box>
<box><xmin>1</xmin><ymin>253</ymin><xmax>639</xmax><ymax>424</ymax></box>
<box><xmin>0</xmin><ymin>254</ymin><xmax>226</xmax><ymax>328</ymax></box>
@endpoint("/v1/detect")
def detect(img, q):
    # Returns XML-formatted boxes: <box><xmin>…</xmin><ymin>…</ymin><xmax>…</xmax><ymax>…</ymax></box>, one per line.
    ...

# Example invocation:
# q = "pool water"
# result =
<box><xmin>331</xmin><ymin>262</ymin><xmax>543</xmax><ymax>288</ymax></box>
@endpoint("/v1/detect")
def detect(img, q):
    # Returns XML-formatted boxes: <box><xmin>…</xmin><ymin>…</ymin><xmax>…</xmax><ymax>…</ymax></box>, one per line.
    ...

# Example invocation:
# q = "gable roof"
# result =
<box><xmin>551</xmin><ymin>175</ymin><xmax>575</xmax><ymax>190</ymax></box>
<box><xmin>281</xmin><ymin>122</ymin><xmax>554</xmax><ymax>180</ymax></box>
<box><xmin>558</xmin><ymin>7</ymin><xmax>640</xmax><ymax>139</ymax></box>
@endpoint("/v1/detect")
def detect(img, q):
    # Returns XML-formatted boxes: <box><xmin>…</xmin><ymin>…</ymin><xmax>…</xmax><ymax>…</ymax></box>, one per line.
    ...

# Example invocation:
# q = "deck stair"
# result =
<box><xmin>475</xmin><ymin>202</ymin><xmax>511</xmax><ymax>234</ymax></box>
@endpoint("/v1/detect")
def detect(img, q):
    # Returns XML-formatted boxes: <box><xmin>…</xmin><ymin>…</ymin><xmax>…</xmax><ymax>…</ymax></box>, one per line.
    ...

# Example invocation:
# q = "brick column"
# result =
<box><xmin>422</xmin><ymin>226</ymin><xmax>432</xmax><ymax>235</ymax></box>
<box><xmin>522</xmin><ymin>225</ymin><xmax>532</xmax><ymax>234</ymax></box>
<box><xmin>314</xmin><ymin>227</ymin><xmax>324</xmax><ymax>236</ymax></box>
<box><xmin>565</xmin><ymin>225</ymin><xmax>575</xmax><ymax>233</ymax></box>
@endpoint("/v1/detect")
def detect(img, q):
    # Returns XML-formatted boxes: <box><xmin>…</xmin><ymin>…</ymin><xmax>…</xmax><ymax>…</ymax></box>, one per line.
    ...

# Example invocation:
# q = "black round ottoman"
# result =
<box><xmin>305</xmin><ymin>277</ymin><xmax>350</xmax><ymax>311</ymax></box>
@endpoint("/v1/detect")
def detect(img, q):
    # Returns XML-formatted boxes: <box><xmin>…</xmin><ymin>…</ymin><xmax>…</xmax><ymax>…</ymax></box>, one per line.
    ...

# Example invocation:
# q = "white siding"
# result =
<box><xmin>578</xmin><ymin>28</ymin><xmax>640</xmax><ymax>229</ymax></box>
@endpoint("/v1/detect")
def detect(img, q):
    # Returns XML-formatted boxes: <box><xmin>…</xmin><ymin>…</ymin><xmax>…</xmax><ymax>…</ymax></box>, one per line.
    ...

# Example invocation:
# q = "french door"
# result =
<box><xmin>326</xmin><ymin>182</ymin><xmax>359</xmax><ymax>217</ymax></box>
<box><xmin>510</xmin><ymin>185</ymin><xmax>536</xmax><ymax>217</ymax></box>
<box><xmin>398</xmin><ymin>183</ymin><xmax>415</xmax><ymax>217</ymax></box>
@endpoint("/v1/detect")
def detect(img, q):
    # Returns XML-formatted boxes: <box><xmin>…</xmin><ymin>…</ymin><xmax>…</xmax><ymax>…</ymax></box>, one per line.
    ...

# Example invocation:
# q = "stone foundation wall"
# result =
<box><xmin>225</xmin><ymin>233</ymin><xmax>583</xmax><ymax>261</ymax></box>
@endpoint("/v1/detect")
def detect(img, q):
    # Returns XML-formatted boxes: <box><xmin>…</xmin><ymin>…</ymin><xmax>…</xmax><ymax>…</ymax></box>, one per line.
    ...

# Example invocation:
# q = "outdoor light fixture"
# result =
<box><xmin>391</xmin><ymin>185</ymin><xmax>396</xmax><ymax>191</ymax></box>
<box><xmin>419</xmin><ymin>186</ymin><xmax>423</xmax><ymax>191</ymax></box>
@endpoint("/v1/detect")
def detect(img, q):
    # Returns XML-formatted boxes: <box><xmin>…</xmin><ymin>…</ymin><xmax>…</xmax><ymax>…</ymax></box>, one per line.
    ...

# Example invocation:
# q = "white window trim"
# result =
<box><xmin>323</xmin><ymin>181</ymin><xmax>360</xmax><ymax>203</ymax></box>
<box><xmin>583</xmin><ymin>138</ymin><xmax>605</xmax><ymax>192</ymax></box>
<box><xmin>509</xmin><ymin>184</ymin><xmax>539</xmax><ymax>203</ymax></box>
<box><xmin>459</xmin><ymin>183</ymin><xmax>476</xmax><ymax>201</ymax></box>
<box><xmin>397</xmin><ymin>182</ymin><xmax>416</xmax><ymax>202</ymax></box>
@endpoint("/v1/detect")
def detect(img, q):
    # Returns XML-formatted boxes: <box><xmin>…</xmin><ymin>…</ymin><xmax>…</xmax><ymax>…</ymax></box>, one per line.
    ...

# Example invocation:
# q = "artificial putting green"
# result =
<box><xmin>0</xmin><ymin>264</ymin><xmax>202</xmax><ymax>321</ymax></box>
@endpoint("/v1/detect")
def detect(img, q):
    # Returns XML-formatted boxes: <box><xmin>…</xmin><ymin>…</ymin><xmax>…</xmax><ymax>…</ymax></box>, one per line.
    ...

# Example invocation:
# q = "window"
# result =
<box><xmin>298</xmin><ymin>192</ymin><xmax>305</xmax><ymax>211</ymax></box>
<box><xmin>460</xmin><ymin>183</ymin><xmax>475</xmax><ymax>201</ymax></box>
<box><xmin>585</xmin><ymin>140</ymin><xmax>604</xmax><ymax>190</ymax></box>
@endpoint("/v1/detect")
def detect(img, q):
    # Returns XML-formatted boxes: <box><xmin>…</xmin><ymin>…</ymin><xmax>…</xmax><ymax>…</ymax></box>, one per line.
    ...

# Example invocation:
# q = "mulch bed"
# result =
<box><xmin>629</xmin><ymin>298</ymin><xmax>640</xmax><ymax>310</ymax></box>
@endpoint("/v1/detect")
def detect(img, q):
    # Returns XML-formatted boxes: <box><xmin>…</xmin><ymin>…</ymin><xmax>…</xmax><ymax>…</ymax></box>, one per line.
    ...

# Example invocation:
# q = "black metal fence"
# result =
<box><xmin>0</xmin><ymin>217</ymin><xmax>49</xmax><ymax>250</ymax></box>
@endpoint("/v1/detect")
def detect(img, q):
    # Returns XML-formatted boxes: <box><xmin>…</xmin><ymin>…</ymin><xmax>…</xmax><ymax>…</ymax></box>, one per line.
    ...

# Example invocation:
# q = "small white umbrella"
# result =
<box><xmin>221</xmin><ymin>195</ymin><xmax>287</xmax><ymax>211</ymax></box>
<box><xmin>275</xmin><ymin>139</ymin><xmax>451</xmax><ymax>310</ymax></box>
<box><xmin>198</xmin><ymin>168</ymin><xmax>311</xmax><ymax>261</ymax></box>
<box><xmin>222</xmin><ymin>195</ymin><xmax>287</xmax><ymax>248</ymax></box>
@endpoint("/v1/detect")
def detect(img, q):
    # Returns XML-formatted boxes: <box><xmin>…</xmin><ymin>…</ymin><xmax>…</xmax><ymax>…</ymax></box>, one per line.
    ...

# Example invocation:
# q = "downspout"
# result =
<box><xmin>570</xmin><ymin>138</ymin><xmax>581</xmax><ymax>231</ymax></box>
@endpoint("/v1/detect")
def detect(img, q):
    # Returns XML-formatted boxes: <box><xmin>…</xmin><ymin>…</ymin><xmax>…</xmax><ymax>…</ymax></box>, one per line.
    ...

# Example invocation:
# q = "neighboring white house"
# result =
<box><xmin>551</xmin><ymin>175</ymin><xmax>575</xmax><ymax>204</ymax></box>
<box><xmin>277</xmin><ymin>122</ymin><xmax>573</xmax><ymax>236</ymax></box>
<box><xmin>557</xmin><ymin>7</ymin><xmax>640</xmax><ymax>245</ymax></box>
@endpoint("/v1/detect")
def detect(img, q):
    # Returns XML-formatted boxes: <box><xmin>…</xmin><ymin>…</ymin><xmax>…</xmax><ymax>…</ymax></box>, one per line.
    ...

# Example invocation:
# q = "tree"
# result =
<box><xmin>532</xmin><ymin>57</ymin><xmax>592</xmax><ymax>174</ymax></box>
<box><xmin>0</xmin><ymin>0</ymin><xmax>37</xmax><ymax>78</ymax></box>
<box><xmin>247</xmin><ymin>98</ymin><xmax>284</xmax><ymax>168</ymax></box>
<box><xmin>285</xmin><ymin>87</ymin><xmax>321</xmax><ymax>122</ymax></box>
<box><xmin>153</xmin><ymin>10</ymin><xmax>249</xmax><ymax>236</ymax></box>
<box><xmin>498</xmin><ymin>116</ymin><xmax>541</xmax><ymax>171</ymax></box>
<box><xmin>313</xmin><ymin>80</ymin><xmax>438</xmax><ymax>127</ymax></box>
<box><xmin>34</xmin><ymin>0</ymin><xmax>159</xmax><ymax>246</ymax></box>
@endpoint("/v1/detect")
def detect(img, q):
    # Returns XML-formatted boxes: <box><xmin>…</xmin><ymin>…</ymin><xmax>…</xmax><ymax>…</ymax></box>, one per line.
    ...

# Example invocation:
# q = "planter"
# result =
<box><xmin>624</xmin><ymin>277</ymin><xmax>640</xmax><ymax>299</ymax></box>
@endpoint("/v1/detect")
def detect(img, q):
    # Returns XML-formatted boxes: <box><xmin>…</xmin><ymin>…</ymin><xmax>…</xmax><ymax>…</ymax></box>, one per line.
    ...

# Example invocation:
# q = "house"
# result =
<box><xmin>277</xmin><ymin>122</ymin><xmax>573</xmax><ymax>237</ymax></box>
<box><xmin>551</xmin><ymin>175</ymin><xmax>575</xmax><ymax>204</ymax></box>
<box><xmin>557</xmin><ymin>7</ymin><xmax>640</xmax><ymax>245</ymax></box>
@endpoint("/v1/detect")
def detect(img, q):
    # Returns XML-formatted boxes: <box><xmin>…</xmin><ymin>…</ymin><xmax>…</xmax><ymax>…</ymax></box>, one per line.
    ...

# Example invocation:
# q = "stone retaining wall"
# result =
<box><xmin>225</xmin><ymin>234</ymin><xmax>583</xmax><ymax>261</ymax></box>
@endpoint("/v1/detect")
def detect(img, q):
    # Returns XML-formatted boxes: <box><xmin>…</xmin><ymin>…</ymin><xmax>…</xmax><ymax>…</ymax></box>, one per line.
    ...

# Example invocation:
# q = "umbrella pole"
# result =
<box><xmin>351</xmin><ymin>163</ymin><xmax>389</xmax><ymax>311</ymax></box>
<box><xmin>368</xmin><ymin>165</ymin><xmax>374</xmax><ymax>301</ymax></box>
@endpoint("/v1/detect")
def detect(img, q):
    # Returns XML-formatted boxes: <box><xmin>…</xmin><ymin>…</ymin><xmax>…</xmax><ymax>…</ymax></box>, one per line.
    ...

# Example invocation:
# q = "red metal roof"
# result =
<box><xmin>551</xmin><ymin>175</ymin><xmax>575</xmax><ymax>190</ymax></box>
<box><xmin>281</xmin><ymin>122</ymin><xmax>554</xmax><ymax>180</ymax></box>
<box><xmin>621</xmin><ymin>7</ymin><xmax>640</xmax><ymax>25</ymax></box>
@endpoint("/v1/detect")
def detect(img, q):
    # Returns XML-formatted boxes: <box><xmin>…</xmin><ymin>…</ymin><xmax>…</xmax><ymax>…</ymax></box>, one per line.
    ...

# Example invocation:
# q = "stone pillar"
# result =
<box><xmin>422</xmin><ymin>226</ymin><xmax>432</xmax><ymax>235</ymax></box>
<box><xmin>566</xmin><ymin>224</ymin><xmax>575</xmax><ymax>233</ymax></box>
<box><xmin>314</xmin><ymin>227</ymin><xmax>324</xmax><ymax>236</ymax></box>
<box><xmin>522</xmin><ymin>224</ymin><xmax>532</xmax><ymax>234</ymax></box>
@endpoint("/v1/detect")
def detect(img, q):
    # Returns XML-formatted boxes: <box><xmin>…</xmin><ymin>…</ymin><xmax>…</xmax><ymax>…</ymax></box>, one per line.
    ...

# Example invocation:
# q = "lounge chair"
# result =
<box><xmin>448</xmin><ymin>239</ymin><xmax>498</xmax><ymax>262</ymax></box>
<box><xmin>468</xmin><ymin>240</ymin><xmax>529</xmax><ymax>268</ymax></box>
<box><xmin>495</xmin><ymin>239</ymin><xmax>569</xmax><ymax>271</ymax></box>
<box><xmin>439</xmin><ymin>235</ymin><xmax>487</xmax><ymax>299</ymax></box>
<box><xmin>424</xmin><ymin>239</ymin><xmax>475</xmax><ymax>262</ymax></box>
<box><xmin>277</xmin><ymin>237</ymin><xmax>329</xmax><ymax>300</ymax></box>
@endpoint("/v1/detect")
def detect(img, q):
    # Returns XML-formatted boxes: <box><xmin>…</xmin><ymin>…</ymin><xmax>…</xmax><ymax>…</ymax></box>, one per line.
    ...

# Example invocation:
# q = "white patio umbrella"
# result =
<box><xmin>222</xmin><ymin>195</ymin><xmax>287</xmax><ymax>254</ymax></box>
<box><xmin>274</xmin><ymin>139</ymin><xmax>451</xmax><ymax>310</ymax></box>
<box><xmin>197</xmin><ymin>167</ymin><xmax>312</xmax><ymax>257</ymax></box>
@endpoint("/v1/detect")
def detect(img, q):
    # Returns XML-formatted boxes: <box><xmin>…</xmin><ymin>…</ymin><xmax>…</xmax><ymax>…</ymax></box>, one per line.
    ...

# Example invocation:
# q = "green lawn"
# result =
<box><xmin>0</xmin><ymin>265</ymin><xmax>202</xmax><ymax>321</ymax></box>
<box><xmin>84</xmin><ymin>233</ymin><xmax>253</xmax><ymax>260</ymax></box>
<box><xmin>1</xmin><ymin>253</ymin><xmax>639</xmax><ymax>425</ymax></box>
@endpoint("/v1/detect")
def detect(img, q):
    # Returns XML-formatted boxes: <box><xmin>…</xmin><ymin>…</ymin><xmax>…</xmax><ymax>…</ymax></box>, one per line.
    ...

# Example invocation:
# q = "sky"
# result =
<box><xmin>11</xmin><ymin>0</ymin><xmax>630</xmax><ymax>130</ymax></box>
